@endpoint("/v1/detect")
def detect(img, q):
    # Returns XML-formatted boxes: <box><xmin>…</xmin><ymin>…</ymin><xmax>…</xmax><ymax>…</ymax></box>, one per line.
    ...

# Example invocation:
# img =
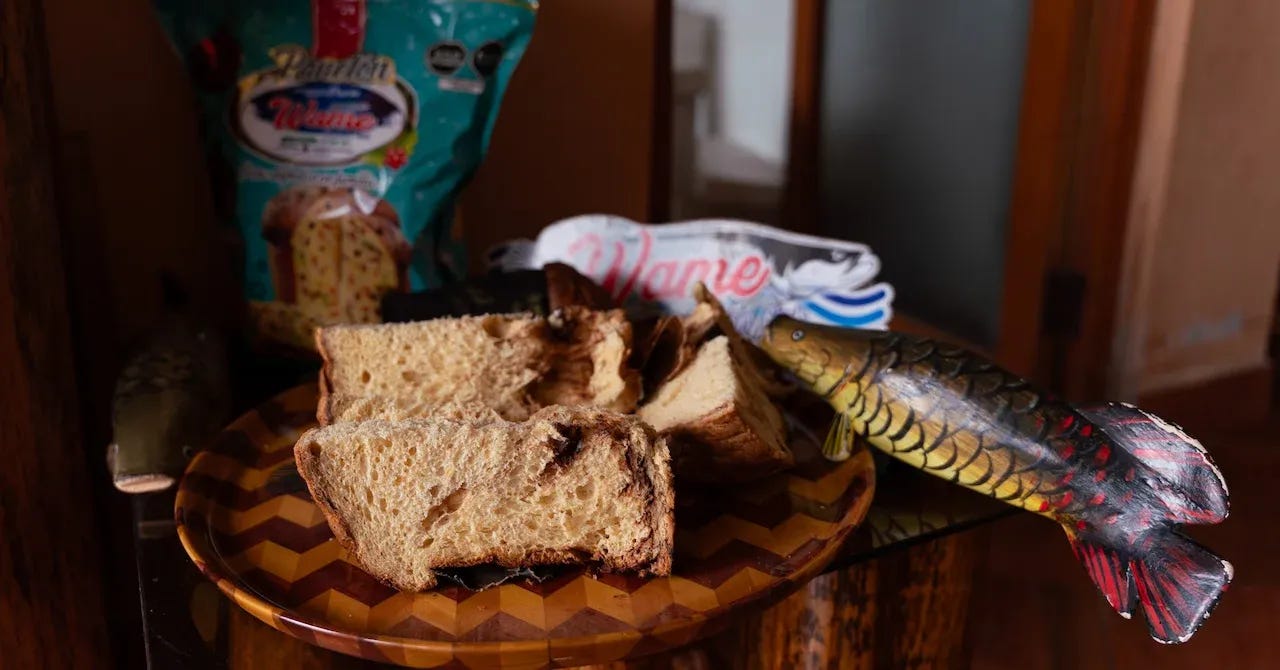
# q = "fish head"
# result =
<box><xmin>761</xmin><ymin>316</ymin><xmax>878</xmax><ymax>392</ymax></box>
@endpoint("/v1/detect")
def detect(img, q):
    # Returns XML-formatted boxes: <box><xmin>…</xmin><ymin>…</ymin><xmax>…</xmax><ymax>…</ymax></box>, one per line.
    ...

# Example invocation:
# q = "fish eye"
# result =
<box><xmin>791</xmin><ymin>329</ymin><xmax>805</xmax><ymax>341</ymax></box>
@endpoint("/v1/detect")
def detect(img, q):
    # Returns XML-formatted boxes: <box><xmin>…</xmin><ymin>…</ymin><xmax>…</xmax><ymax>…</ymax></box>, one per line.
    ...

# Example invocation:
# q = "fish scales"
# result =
<box><xmin>763</xmin><ymin>316</ymin><xmax>1232</xmax><ymax>644</ymax></box>
<box><xmin>816</xmin><ymin>335</ymin><xmax>1059</xmax><ymax>514</ymax></box>
<box><xmin>766</xmin><ymin>324</ymin><xmax>1166</xmax><ymax>522</ymax></box>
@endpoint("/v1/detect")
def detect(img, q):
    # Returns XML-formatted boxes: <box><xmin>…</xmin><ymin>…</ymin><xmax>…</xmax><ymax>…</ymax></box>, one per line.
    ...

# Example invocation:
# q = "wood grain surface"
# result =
<box><xmin>573</xmin><ymin>533</ymin><xmax>980</xmax><ymax>670</ymax></box>
<box><xmin>0</xmin><ymin>0</ymin><xmax>112</xmax><ymax>666</ymax></box>
<box><xmin>161</xmin><ymin>531</ymin><xmax>983</xmax><ymax>670</ymax></box>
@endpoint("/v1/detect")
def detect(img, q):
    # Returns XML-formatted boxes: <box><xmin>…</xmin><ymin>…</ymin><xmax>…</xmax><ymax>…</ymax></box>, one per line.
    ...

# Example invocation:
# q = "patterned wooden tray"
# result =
<box><xmin>175</xmin><ymin>386</ymin><xmax>875</xmax><ymax>669</ymax></box>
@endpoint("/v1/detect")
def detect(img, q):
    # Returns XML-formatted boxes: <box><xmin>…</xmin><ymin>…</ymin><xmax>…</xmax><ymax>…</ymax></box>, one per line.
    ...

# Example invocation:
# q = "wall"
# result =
<box><xmin>44</xmin><ymin>0</ymin><xmax>229</xmax><ymax>343</ymax></box>
<box><xmin>674</xmin><ymin>0</ymin><xmax>793</xmax><ymax>164</ymax></box>
<box><xmin>461</xmin><ymin>0</ymin><xmax>664</xmax><ymax>261</ymax></box>
<box><xmin>1113</xmin><ymin>0</ymin><xmax>1280</xmax><ymax>398</ymax></box>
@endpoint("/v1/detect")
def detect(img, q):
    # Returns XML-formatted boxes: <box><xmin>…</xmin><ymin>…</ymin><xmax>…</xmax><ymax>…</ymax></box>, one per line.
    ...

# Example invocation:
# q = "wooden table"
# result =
<box><xmin>136</xmin><ymin>459</ymin><xmax>1008</xmax><ymax>669</ymax></box>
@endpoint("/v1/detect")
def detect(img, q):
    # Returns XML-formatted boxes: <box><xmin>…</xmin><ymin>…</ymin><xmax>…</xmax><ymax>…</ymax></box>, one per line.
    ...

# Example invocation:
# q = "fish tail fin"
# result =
<box><xmin>1068</xmin><ymin>532</ymin><xmax>1136</xmax><ymax>620</ymax></box>
<box><xmin>1076</xmin><ymin>402</ymin><xmax>1229</xmax><ymax>524</ymax></box>
<box><xmin>1068</xmin><ymin>528</ymin><xmax>1232</xmax><ymax>644</ymax></box>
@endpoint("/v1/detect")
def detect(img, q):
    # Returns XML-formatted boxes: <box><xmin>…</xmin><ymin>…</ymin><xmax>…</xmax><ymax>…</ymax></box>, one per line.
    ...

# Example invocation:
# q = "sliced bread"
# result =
<box><xmin>315</xmin><ymin>309</ymin><xmax>641</xmax><ymax>423</ymax></box>
<box><xmin>318</xmin><ymin>394</ymin><xmax>503</xmax><ymax>425</ymax></box>
<box><xmin>639</xmin><ymin>335</ymin><xmax>792</xmax><ymax>483</ymax></box>
<box><xmin>294</xmin><ymin>406</ymin><xmax>674</xmax><ymax>591</ymax></box>
<box><xmin>317</xmin><ymin>314</ymin><xmax>549</xmax><ymax>421</ymax></box>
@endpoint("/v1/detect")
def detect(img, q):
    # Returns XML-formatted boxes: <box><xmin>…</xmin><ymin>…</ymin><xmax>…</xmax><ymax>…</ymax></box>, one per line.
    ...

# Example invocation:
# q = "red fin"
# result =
<box><xmin>1133</xmin><ymin>531</ymin><xmax>1233</xmax><ymax>643</ymax></box>
<box><xmin>1075</xmin><ymin>402</ymin><xmax>1228</xmax><ymax>523</ymax></box>
<box><xmin>1067</xmin><ymin>533</ymin><xmax>1134</xmax><ymax>619</ymax></box>
<box><xmin>1070</xmin><ymin>528</ymin><xmax>1232</xmax><ymax>644</ymax></box>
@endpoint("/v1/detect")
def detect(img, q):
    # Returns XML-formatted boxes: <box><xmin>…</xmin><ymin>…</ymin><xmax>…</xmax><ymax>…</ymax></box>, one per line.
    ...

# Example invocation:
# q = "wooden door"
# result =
<box><xmin>786</xmin><ymin>0</ymin><xmax>1153</xmax><ymax>389</ymax></box>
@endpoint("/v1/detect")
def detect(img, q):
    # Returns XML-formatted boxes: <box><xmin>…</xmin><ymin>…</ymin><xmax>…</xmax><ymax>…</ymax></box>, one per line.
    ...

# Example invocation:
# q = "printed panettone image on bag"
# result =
<box><xmin>252</xmin><ymin>187</ymin><xmax>411</xmax><ymax>348</ymax></box>
<box><xmin>155</xmin><ymin>0</ymin><xmax>537</xmax><ymax>354</ymax></box>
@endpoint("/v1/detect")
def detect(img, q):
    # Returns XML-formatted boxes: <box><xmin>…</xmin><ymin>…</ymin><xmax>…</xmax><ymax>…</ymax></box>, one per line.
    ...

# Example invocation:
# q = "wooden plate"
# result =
<box><xmin>175</xmin><ymin>385</ymin><xmax>875</xmax><ymax>669</ymax></box>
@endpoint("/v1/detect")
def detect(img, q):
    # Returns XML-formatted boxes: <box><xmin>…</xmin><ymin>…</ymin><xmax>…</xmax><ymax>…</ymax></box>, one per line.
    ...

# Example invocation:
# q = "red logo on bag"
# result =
<box><xmin>267</xmin><ymin>97</ymin><xmax>378</xmax><ymax>131</ymax></box>
<box><xmin>568</xmin><ymin>229</ymin><xmax>771</xmax><ymax>302</ymax></box>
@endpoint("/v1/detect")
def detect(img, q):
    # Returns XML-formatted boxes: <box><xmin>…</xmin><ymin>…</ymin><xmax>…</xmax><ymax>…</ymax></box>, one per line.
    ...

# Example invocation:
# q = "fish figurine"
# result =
<box><xmin>107</xmin><ymin>314</ymin><xmax>230</xmax><ymax>493</ymax></box>
<box><xmin>761</xmin><ymin>316</ymin><xmax>1231</xmax><ymax>644</ymax></box>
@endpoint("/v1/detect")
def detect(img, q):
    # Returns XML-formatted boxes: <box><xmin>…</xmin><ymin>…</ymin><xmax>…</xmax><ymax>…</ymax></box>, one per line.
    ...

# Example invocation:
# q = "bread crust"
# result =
<box><xmin>315</xmin><ymin>327</ymin><xmax>338</xmax><ymax>425</ymax></box>
<box><xmin>534</xmin><ymin>307</ymin><xmax>642</xmax><ymax>413</ymax></box>
<box><xmin>544</xmin><ymin>262</ymin><xmax>615</xmax><ymax>310</ymax></box>
<box><xmin>638</xmin><ymin>286</ymin><xmax>795</xmax><ymax>483</ymax></box>
<box><xmin>662</xmin><ymin>402</ymin><xmax>793</xmax><ymax>483</ymax></box>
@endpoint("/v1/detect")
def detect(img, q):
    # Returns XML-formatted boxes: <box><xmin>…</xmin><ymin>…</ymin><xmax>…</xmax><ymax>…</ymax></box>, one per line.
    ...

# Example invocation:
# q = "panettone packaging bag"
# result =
<box><xmin>155</xmin><ymin>0</ymin><xmax>536</xmax><ymax>353</ymax></box>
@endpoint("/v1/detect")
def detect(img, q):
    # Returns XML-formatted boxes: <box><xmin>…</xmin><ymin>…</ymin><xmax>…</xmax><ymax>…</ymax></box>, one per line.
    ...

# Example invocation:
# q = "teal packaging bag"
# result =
<box><xmin>154</xmin><ymin>0</ymin><xmax>536</xmax><ymax>352</ymax></box>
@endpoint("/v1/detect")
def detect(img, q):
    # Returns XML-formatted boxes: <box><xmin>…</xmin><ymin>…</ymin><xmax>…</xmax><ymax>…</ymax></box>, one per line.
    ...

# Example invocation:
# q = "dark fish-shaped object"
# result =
<box><xmin>107</xmin><ymin>315</ymin><xmax>230</xmax><ymax>493</ymax></box>
<box><xmin>761</xmin><ymin>317</ymin><xmax>1231</xmax><ymax>644</ymax></box>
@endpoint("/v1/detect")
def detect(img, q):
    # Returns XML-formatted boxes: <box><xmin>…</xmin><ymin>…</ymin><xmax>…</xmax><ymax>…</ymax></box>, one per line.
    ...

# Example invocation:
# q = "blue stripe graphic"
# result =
<box><xmin>820</xmin><ymin>288</ymin><xmax>887</xmax><ymax>307</ymax></box>
<box><xmin>804</xmin><ymin>302</ymin><xmax>887</xmax><ymax>328</ymax></box>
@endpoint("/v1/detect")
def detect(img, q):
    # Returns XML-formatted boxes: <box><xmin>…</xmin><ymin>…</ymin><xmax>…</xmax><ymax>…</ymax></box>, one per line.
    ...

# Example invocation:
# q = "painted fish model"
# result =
<box><xmin>761</xmin><ymin>317</ymin><xmax>1231</xmax><ymax>644</ymax></box>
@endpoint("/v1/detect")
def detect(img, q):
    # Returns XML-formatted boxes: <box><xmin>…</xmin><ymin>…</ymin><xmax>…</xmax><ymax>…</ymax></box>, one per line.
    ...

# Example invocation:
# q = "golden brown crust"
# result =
<box><xmin>631</xmin><ymin>284</ymin><xmax>732</xmax><ymax>396</ymax></box>
<box><xmin>315</xmin><ymin>328</ymin><xmax>337</xmax><ymax>425</ymax></box>
<box><xmin>638</xmin><ymin>288</ymin><xmax>794</xmax><ymax>484</ymax></box>
<box><xmin>316</xmin><ymin>392</ymin><xmax>338</xmax><ymax>426</ymax></box>
<box><xmin>641</xmin><ymin>433</ymin><xmax>676</xmax><ymax>576</ymax></box>
<box><xmin>544</xmin><ymin>262</ymin><xmax>614</xmax><ymax>310</ymax></box>
<box><xmin>662</xmin><ymin>402</ymin><xmax>794</xmax><ymax>483</ymax></box>
<box><xmin>683</xmin><ymin>284</ymin><xmax>792</xmax><ymax>398</ymax></box>
<box><xmin>532</xmin><ymin>308</ymin><xmax>642</xmax><ymax>413</ymax></box>
<box><xmin>632</xmin><ymin>315</ymin><xmax>690</xmax><ymax>396</ymax></box>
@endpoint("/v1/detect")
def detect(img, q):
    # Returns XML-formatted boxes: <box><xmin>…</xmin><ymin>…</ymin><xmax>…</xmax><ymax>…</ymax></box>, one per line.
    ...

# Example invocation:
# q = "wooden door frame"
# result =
<box><xmin>1041</xmin><ymin>0</ymin><xmax>1156</xmax><ymax>399</ymax></box>
<box><xmin>997</xmin><ymin>0</ymin><xmax>1097</xmax><ymax>377</ymax></box>
<box><xmin>1</xmin><ymin>0</ymin><xmax>112</xmax><ymax>665</ymax></box>
<box><xmin>783</xmin><ymin>0</ymin><xmax>1154</xmax><ymax>387</ymax></box>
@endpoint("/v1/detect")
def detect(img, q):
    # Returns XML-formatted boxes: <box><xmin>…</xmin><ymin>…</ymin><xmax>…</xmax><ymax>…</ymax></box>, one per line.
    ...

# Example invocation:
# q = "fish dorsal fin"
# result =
<box><xmin>1076</xmin><ymin>402</ymin><xmax>1228</xmax><ymax>523</ymax></box>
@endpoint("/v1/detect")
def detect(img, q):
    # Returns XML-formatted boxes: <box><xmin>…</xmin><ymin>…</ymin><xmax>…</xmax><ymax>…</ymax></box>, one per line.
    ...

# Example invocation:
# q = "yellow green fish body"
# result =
<box><xmin>761</xmin><ymin>316</ymin><xmax>1231</xmax><ymax>644</ymax></box>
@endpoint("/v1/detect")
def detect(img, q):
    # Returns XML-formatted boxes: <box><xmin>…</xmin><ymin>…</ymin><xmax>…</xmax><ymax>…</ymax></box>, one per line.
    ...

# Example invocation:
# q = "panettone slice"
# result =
<box><xmin>336</xmin><ymin>213</ymin><xmax>412</xmax><ymax>323</ymax></box>
<box><xmin>261</xmin><ymin>187</ymin><xmax>411</xmax><ymax>337</ymax></box>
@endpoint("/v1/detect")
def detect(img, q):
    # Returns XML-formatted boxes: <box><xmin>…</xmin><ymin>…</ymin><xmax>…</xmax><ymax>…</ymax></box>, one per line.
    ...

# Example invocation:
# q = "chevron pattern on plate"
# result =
<box><xmin>176</xmin><ymin>385</ymin><xmax>875</xmax><ymax>669</ymax></box>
